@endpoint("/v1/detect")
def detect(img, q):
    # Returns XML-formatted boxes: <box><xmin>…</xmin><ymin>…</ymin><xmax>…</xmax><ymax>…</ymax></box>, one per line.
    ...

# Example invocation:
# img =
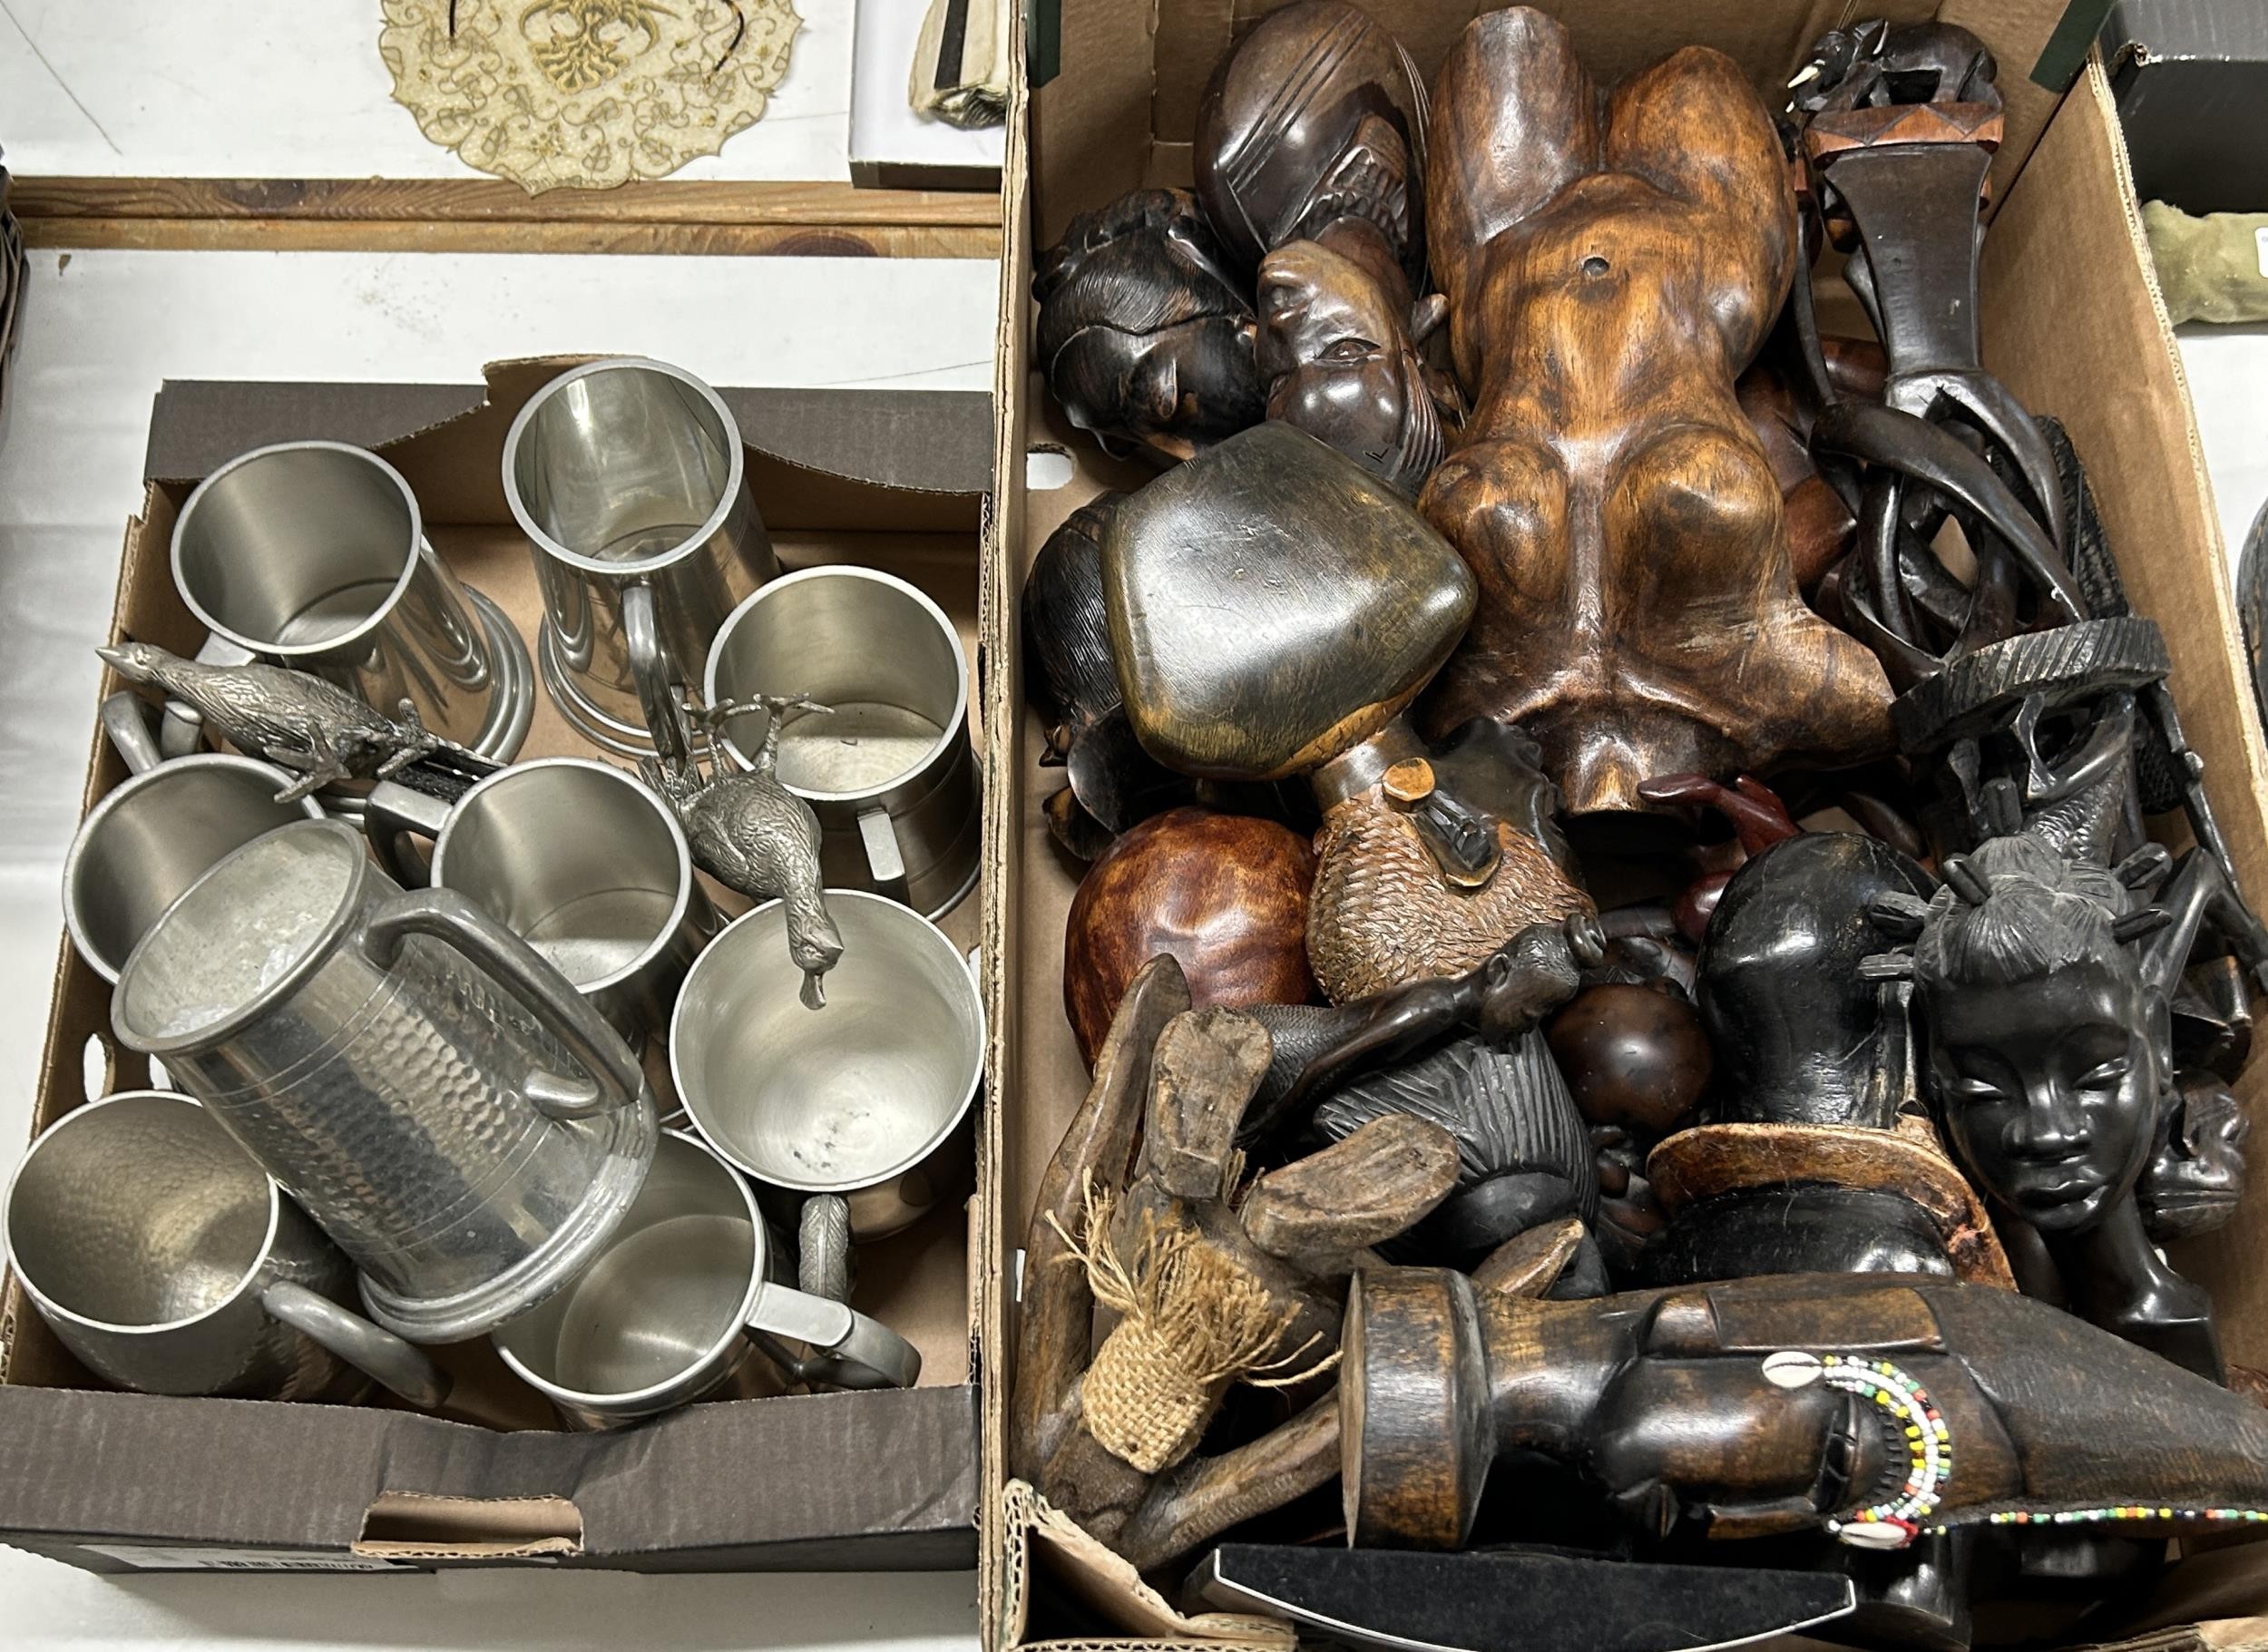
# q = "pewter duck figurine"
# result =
<box><xmin>643</xmin><ymin>692</ymin><xmax>845</xmax><ymax>1010</ymax></box>
<box><xmin>96</xmin><ymin>640</ymin><xmax>449</xmax><ymax>804</ymax></box>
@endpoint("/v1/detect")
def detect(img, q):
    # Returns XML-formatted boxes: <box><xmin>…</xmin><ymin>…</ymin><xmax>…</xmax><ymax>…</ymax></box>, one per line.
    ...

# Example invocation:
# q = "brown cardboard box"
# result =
<box><xmin>978</xmin><ymin>2</ymin><xmax>2268</xmax><ymax>1647</ymax></box>
<box><xmin>0</xmin><ymin>363</ymin><xmax>993</xmax><ymax>1575</ymax></box>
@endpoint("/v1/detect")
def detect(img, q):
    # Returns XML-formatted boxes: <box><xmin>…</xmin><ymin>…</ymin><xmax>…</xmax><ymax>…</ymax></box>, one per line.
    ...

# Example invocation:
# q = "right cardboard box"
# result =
<box><xmin>977</xmin><ymin>2</ymin><xmax>2268</xmax><ymax>1647</ymax></box>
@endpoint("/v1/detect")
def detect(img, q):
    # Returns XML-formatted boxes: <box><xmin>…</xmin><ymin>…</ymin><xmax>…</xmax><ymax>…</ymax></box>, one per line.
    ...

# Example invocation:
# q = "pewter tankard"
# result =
<box><xmin>503</xmin><ymin>358</ymin><xmax>778</xmax><ymax>761</ymax></box>
<box><xmin>109</xmin><ymin>819</ymin><xmax>657</xmax><ymax>1344</ymax></box>
<box><xmin>704</xmin><ymin>567</ymin><xmax>981</xmax><ymax>918</ymax></box>
<box><xmin>3</xmin><ymin>1091</ymin><xmax>448</xmax><ymax>1406</ymax></box>
<box><xmin>171</xmin><ymin>440</ymin><xmax>533</xmax><ymax>760</ymax></box>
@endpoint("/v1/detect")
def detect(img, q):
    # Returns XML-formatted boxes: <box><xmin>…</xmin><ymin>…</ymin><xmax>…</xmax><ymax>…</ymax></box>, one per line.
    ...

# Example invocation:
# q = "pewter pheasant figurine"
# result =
<box><xmin>643</xmin><ymin>693</ymin><xmax>845</xmax><ymax>1010</ymax></box>
<box><xmin>97</xmin><ymin>640</ymin><xmax>449</xmax><ymax>803</ymax></box>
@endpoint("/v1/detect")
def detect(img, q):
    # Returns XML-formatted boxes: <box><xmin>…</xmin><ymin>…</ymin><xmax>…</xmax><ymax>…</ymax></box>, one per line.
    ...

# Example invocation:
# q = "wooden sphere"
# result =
<box><xmin>1064</xmin><ymin>806</ymin><xmax>1318</xmax><ymax>1065</ymax></box>
<box><xmin>1545</xmin><ymin>982</ymin><xmax>1709</xmax><ymax>1137</ymax></box>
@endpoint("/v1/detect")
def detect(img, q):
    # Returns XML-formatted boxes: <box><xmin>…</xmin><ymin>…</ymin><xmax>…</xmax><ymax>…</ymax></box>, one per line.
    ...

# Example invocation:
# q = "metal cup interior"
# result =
<box><xmin>64</xmin><ymin>758</ymin><xmax>321</xmax><ymax>982</ymax></box>
<box><xmin>708</xmin><ymin>568</ymin><xmax>968</xmax><ymax>800</ymax></box>
<box><xmin>171</xmin><ymin>442</ymin><xmax>422</xmax><ymax>655</ymax></box>
<box><xmin>430</xmin><ymin>760</ymin><xmax>690</xmax><ymax>995</ymax></box>
<box><xmin>504</xmin><ymin>359</ymin><xmax>741</xmax><ymax>570</ymax></box>
<box><xmin>4</xmin><ymin>1093</ymin><xmax>275</xmax><ymax>1330</ymax></box>
<box><xmin>112</xmin><ymin>820</ymin><xmax>364</xmax><ymax>1055</ymax></box>
<box><xmin>492</xmin><ymin>1131</ymin><xmax>760</xmax><ymax>1402</ymax></box>
<box><xmin>670</xmin><ymin>892</ymin><xmax>983</xmax><ymax>1195</ymax></box>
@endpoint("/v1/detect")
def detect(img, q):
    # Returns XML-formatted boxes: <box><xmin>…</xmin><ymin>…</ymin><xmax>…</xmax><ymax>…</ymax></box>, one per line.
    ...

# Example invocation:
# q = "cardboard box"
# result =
<box><xmin>977</xmin><ymin>2</ymin><xmax>2268</xmax><ymax>1647</ymax></box>
<box><xmin>2103</xmin><ymin>0</ymin><xmax>2268</xmax><ymax>216</ymax></box>
<box><xmin>852</xmin><ymin>0</ymin><xmax>1009</xmax><ymax>193</ymax></box>
<box><xmin>0</xmin><ymin>363</ymin><xmax>994</xmax><ymax>1575</ymax></box>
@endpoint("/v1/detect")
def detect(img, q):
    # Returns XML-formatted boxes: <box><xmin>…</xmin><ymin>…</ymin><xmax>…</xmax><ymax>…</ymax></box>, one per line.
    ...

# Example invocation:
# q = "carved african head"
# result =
<box><xmin>1194</xmin><ymin>0</ymin><xmax>1427</xmax><ymax>279</ymax></box>
<box><xmin>1033</xmin><ymin>188</ymin><xmax>1263</xmax><ymax>465</ymax></box>
<box><xmin>1911</xmin><ymin>835</ymin><xmax>2166</xmax><ymax>1235</ymax></box>
<box><xmin>1256</xmin><ymin>219</ymin><xmax>1458</xmax><ymax>494</ymax></box>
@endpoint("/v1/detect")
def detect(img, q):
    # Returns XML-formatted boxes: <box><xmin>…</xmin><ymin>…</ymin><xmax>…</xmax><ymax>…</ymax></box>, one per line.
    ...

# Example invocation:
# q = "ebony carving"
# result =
<box><xmin>1256</xmin><ymin>219</ymin><xmax>1461</xmax><ymax>494</ymax></box>
<box><xmin>1062</xmin><ymin>807</ymin><xmax>1317</xmax><ymax>1068</ymax></box>
<box><xmin>1416</xmin><ymin>8</ymin><xmax>1893</xmax><ymax>815</ymax></box>
<box><xmin>1347</xmin><ymin>1269</ymin><xmax>2268</xmax><ymax>1555</ymax></box>
<box><xmin>1193</xmin><ymin>0</ymin><xmax>1428</xmax><ymax>280</ymax></box>
<box><xmin>1033</xmin><ymin>189</ymin><xmax>1263</xmax><ymax>465</ymax></box>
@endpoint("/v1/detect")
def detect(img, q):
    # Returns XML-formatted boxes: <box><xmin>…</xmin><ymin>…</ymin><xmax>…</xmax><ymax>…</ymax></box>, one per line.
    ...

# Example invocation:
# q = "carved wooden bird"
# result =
<box><xmin>644</xmin><ymin>694</ymin><xmax>845</xmax><ymax>1010</ymax></box>
<box><xmin>96</xmin><ymin>640</ymin><xmax>445</xmax><ymax>803</ymax></box>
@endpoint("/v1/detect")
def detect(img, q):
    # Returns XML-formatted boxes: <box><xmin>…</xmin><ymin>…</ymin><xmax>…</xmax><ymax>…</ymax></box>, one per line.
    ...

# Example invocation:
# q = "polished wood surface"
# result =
<box><xmin>1415</xmin><ymin>8</ymin><xmax>1892</xmax><ymax>815</ymax></box>
<box><xmin>1062</xmin><ymin>807</ymin><xmax>1318</xmax><ymax>1067</ymax></box>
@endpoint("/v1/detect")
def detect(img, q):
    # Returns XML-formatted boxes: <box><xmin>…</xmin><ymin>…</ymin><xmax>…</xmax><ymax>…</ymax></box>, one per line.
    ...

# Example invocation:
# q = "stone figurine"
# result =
<box><xmin>98</xmin><ymin>640</ymin><xmax>453</xmax><ymax>804</ymax></box>
<box><xmin>1416</xmin><ymin>8</ymin><xmax>1894</xmax><ymax>816</ymax></box>
<box><xmin>1032</xmin><ymin>188</ymin><xmax>1263</xmax><ymax>465</ymax></box>
<box><xmin>1061</xmin><ymin>806</ymin><xmax>1319</xmax><ymax>1068</ymax></box>
<box><xmin>641</xmin><ymin>693</ymin><xmax>843</xmax><ymax>1010</ymax></box>
<box><xmin>1012</xmin><ymin>955</ymin><xmax>1463</xmax><ymax>1569</ymax></box>
<box><xmin>1103</xmin><ymin>420</ymin><xmax>1592</xmax><ymax>1003</ymax></box>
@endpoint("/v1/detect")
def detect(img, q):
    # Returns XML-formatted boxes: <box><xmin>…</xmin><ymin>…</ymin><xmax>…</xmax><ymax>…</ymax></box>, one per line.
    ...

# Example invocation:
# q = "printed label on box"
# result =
<box><xmin>79</xmin><ymin>1543</ymin><xmax>412</xmax><ymax>1572</ymax></box>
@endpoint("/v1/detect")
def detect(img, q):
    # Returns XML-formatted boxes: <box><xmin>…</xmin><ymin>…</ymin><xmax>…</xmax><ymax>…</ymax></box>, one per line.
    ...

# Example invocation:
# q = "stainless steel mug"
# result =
<box><xmin>3</xmin><ymin>1091</ymin><xmax>449</xmax><ymax>1405</ymax></box>
<box><xmin>502</xmin><ymin>358</ymin><xmax>778</xmax><ymax>762</ymax></box>
<box><xmin>670</xmin><ymin>890</ymin><xmax>983</xmax><ymax>1239</ymax></box>
<box><xmin>63</xmin><ymin>693</ymin><xmax>324</xmax><ymax>983</ymax></box>
<box><xmin>704</xmin><ymin>567</ymin><xmax>980</xmax><ymax>918</ymax></box>
<box><xmin>170</xmin><ymin>440</ymin><xmax>533</xmax><ymax>761</ymax></box>
<box><xmin>363</xmin><ymin>758</ymin><xmax>717</xmax><ymax>1050</ymax></box>
<box><xmin>109</xmin><ymin>818</ymin><xmax>658</xmax><ymax>1344</ymax></box>
<box><xmin>492</xmin><ymin>1129</ymin><xmax>921</xmax><ymax>1429</ymax></box>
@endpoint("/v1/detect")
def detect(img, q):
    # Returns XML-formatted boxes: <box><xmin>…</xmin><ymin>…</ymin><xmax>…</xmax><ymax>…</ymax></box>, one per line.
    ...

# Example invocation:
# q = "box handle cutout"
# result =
<box><xmin>355</xmin><ymin>1492</ymin><xmax>584</xmax><ymax>1559</ymax></box>
<box><xmin>1026</xmin><ymin>446</ymin><xmax>1075</xmax><ymax>491</ymax></box>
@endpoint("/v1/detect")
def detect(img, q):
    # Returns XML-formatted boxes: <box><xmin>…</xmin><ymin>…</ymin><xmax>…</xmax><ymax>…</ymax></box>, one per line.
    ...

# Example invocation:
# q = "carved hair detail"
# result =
<box><xmin>1912</xmin><ymin>834</ymin><xmax>2129</xmax><ymax>992</ymax></box>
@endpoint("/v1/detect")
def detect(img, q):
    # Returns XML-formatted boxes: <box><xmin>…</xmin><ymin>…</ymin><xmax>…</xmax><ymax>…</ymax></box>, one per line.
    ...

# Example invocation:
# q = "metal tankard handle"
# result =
<box><xmin>361</xmin><ymin>887</ymin><xmax>646</xmax><ymax>1123</ymax></box>
<box><xmin>259</xmin><ymin>1280</ymin><xmax>452</xmax><ymax>1409</ymax></box>
<box><xmin>742</xmin><ymin>1194</ymin><xmax>920</xmax><ymax>1392</ymax></box>
<box><xmin>362</xmin><ymin>780</ymin><xmax>454</xmax><ymax>889</ymax></box>
<box><xmin>622</xmin><ymin>582</ymin><xmax>694</xmax><ymax>772</ymax></box>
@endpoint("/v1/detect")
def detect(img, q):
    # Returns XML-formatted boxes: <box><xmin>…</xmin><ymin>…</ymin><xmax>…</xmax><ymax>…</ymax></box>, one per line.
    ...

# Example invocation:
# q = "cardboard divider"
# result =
<box><xmin>985</xmin><ymin>3</ymin><xmax>2268</xmax><ymax>1647</ymax></box>
<box><xmin>0</xmin><ymin>364</ymin><xmax>993</xmax><ymax>1572</ymax></box>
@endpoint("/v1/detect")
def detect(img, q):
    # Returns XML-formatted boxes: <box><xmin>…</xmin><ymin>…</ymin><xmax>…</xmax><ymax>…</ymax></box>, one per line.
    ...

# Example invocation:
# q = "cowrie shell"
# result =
<box><xmin>1835</xmin><ymin>1519</ymin><xmax>1914</xmax><ymax>1549</ymax></box>
<box><xmin>1762</xmin><ymin>1350</ymin><xmax>1824</xmax><ymax>1389</ymax></box>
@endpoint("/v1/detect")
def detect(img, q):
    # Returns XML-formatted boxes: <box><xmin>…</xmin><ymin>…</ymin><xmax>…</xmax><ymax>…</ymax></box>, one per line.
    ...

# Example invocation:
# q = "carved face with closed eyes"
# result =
<box><xmin>1913</xmin><ymin>836</ymin><xmax>2165</xmax><ymax>1236</ymax></box>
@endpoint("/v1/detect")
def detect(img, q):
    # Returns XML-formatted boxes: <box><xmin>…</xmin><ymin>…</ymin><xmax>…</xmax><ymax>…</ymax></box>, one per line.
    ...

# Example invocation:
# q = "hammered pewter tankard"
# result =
<box><xmin>503</xmin><ymin>358</ymin><xmax>778</xmax><ymax>762</ymax></box>
<box><xmin>3</xmin><ymin>1091</ymin><xmax>449</xmax><ymax>1405</ymax></box>
<box><xmin>364</xmin><ymin>758</ymin><xmax>717</xmax><ymax>1050</ymax></box>
<box><xmin>671</xmin><ymin>891</ymin><xmax>984</xmax><ymax>1241</ymax></box>
<box><xmin>64</xmin><ymin>693</ymin><xmax>324</xmax><ymax>983</ymax></box>
<box><xmin>493</xmin><ymin>1130</ymin><xmax>921</xmax><ymax>1429</ymax></box>
<box><xmin>109</xmin><ymin>819</ymin><xmax>658</xmax><ymax>1344</ymax></box>
<box><xmin>704</xmin><ymin>567</ymin><xmax>981</xmax><ymax>918</ymax></box>
<box><xmin>170</xmin><ymin>441</ymin><xmax>533</xmax><ymax>762</ymax></box>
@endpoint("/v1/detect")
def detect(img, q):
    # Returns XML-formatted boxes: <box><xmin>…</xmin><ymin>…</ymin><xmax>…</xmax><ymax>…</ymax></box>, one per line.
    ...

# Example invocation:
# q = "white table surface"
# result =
<box><xmin>2</xmin><ymin>0</ymin><xmax>855</xmax><ymax>181</ymax></box>
<box><xmin>0</xmin><ymin>242</ymin><xmax>994</xmax><ymax>1647</ymax></box>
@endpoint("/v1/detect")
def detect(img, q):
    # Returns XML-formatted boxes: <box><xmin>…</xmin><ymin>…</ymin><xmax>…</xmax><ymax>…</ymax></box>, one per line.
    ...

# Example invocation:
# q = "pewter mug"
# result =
<box><xmin>671</xmin><ymin>891</ymin><xmax>983</xmax><ymax>1239</ymax></box>
<box><xmin>63</xmin><ymin>693</ymin><xmax>324</xmax><ymax>983</ymax></box>
<box><xmin>108</xmin><ymin>819</ymin><xmax>657</xmax><ymax>1344</ymax></box>
<box><xmin>492</xmin><ymin>1130</ymin><xmax>921</xmax><ymax>1430</ymax></box>
<box><xmin>503</xmin><ymin>358</ymin><xmax>778</xmax><ymax>761</ymax></box>
<box><xmin>364</xmin><ymin>758</ymin><xmax>717</xmax><ymax>1049</ymax></box>
<box><xmin>704</xmin><ymin>567</ymin><xmax>981</xmax><ymax>918</ymax></box>
<box><xmin>171</xmin><ymin>440</ymin><xmax>533</xmax><ymax>760</ymax></box>
<box><xmin>2</xmin><ymin>1091</ymin><xmax>449</xmax><ymax>1406</ymax></box>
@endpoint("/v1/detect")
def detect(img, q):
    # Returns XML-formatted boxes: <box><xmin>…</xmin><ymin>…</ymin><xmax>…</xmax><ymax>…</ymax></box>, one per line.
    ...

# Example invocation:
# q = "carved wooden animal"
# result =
<box><xmin>1415</xmin><ymin>8</ymin><xmax>1893</xmax><ymax>815</ymax></box>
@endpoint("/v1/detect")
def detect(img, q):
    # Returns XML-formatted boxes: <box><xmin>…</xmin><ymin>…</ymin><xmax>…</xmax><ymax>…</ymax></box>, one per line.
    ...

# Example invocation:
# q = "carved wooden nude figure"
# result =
<box><xmin>1416</xmin><ymin>8</ymin><xmax>1893</xmax><ymax>815</ymax></box>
